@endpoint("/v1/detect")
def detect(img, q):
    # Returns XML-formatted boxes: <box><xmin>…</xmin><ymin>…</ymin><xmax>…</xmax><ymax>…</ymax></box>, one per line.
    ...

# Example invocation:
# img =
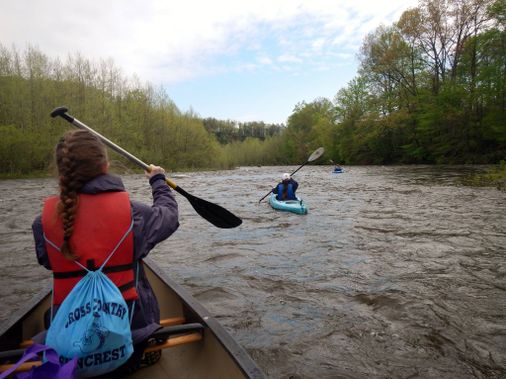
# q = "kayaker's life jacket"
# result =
<box><xmin>42</xmin><ymin>192</ymin><xmax>138</xmax><ymax>305</ymax></box>
<box><xmin>276</xmin><ymin>182</ymin><xmax>296</xmax><ymax>201</ymax></box>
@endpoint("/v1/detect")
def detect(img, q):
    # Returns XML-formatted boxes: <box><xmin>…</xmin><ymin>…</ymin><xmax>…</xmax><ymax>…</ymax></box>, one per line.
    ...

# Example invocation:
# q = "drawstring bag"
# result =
<box><xmin>44</xmin><ymin>221</ymin><xmax>136</xmax><ymax>378</ymax></box>
<box><xmin>0</xmin><ymin>343</ymin><xmax>77</xmax><ymax>379</ymax></box>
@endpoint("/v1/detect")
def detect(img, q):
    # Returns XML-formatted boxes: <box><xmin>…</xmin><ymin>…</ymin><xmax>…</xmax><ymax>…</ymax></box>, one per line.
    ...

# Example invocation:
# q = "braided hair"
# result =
<box><xmin>55</xmin><ymin>130</ymin><xmax>108</xmax><ymax>259</ymax></box>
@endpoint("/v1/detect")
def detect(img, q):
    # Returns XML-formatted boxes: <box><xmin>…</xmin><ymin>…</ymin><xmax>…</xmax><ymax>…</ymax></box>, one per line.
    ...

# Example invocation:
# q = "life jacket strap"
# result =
<box><xmin>52</xmin><ymin>263</ymin><xmax>136</xmax><ymax>279</ymax></box>
<box><xmin>117</xmin><ymin>280</ymin><xmax>136</xmax><ymax>293</ymax></box>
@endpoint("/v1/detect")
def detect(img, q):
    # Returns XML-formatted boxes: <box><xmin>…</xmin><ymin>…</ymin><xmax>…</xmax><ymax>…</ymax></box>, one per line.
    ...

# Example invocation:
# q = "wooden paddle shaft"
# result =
<box><xmin>0</xmin><ymin>333</ymin><xmax>202</xmax><ymax>373</ymax></box>
<box><xmin>144</xmin><ymin>332</ymin><xmax>203</xmax><ymax>353</ymax></box>
<box><xmin>0</xmin><ymin>361</ymin><xmax>42</xmax><ymax>374</ymax></box>
<box><xmin>65</xmin><ymin>115</ymin><xmax>179</xmax><ymax>190</ymax></box>
<box><xmin>1</xmin><ymin>317</ymin><xmax>198</xmax><ymax>374</ymax></box>
<box><xmin>50</xmin><ymin>106</ymin><xmax>242</xmax><ymax>228</ymax></box>
<box><xmin>17</xmin><ymin>317</ymin><xmax>187</xmax><ymax>348</ymax></box>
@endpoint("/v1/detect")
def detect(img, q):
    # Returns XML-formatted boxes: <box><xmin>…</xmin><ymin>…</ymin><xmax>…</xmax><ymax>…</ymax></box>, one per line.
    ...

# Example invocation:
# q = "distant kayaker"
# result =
<box><xmin>31</xmin><ymin>129</ymin><xmax>179</xmax><ymax>374</ymax></box>
<box><xmin>273</xmin><ymin>173</ymin><xmax>299</xmax><ymax>200</ymax></box>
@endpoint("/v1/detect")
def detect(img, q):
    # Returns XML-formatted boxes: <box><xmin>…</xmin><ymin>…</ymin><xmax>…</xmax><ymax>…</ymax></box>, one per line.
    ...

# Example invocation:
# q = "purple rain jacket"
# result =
<box><xmin>32</xmin><ymin>173</ymin><xmax>179</xmax><ymax>344</ymax></box>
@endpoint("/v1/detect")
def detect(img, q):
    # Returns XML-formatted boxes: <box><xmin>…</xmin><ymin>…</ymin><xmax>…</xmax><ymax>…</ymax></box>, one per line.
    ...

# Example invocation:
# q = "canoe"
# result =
<box><xmin>269</xmin><ymin>193</ymin><xmax>308</xmax><ymax>215</ymax></box>
<box><xmin>0</xmin><ymin>257</ymin><xmax>265</xmax><ymax>379</ymax></box>
<box><xmin>332</xmin><ymin>168</ymin><xmax>344</xmax><ymax>173</ymax></box>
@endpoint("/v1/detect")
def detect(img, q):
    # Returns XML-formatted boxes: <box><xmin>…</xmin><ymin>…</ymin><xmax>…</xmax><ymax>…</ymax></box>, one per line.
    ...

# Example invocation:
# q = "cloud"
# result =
<box><xmin>278</xmin><ymin>54</ymin><xmax>302</xmax><ymax>63</ymax></box>
<box><xmin>257</xmin><ymin>56</ymin><xmax>273</xmax><ymax>65</ymax></box>
<box><xmin>311</xmin><ymin>38</ymin><xmax>326</xmax><ymax>51</ymax></box>
<box><xmin>0</xmin><ymin>0</ymin><xmax>418</xmax><ymax>84</ymax></box>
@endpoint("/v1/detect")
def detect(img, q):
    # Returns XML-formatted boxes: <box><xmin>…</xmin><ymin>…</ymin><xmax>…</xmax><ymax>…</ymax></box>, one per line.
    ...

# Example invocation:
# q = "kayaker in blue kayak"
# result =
<box><xmin>272</xmin><ymin>173</ymin><xmax>299</xmax><ymax>201</ymax></box>
<box><xmin>333</xmin><ymin>164</ymin><xmax>344</xmax><ymax>173</ymax></box>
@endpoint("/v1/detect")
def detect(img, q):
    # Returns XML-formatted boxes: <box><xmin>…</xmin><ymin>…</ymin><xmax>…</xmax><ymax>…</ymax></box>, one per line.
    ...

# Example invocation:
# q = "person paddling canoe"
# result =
<box><xmin>31</xmin><ymin>129</ymin><xmax>179</xmax><ymax>374</ymax></box>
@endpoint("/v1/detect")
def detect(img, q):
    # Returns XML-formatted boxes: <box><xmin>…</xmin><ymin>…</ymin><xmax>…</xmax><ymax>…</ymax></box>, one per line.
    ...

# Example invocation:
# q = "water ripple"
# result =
<box><xmin>0</xmin><ymin>166</ymin><xmax>505</xmax><ymax>378</ymax></box>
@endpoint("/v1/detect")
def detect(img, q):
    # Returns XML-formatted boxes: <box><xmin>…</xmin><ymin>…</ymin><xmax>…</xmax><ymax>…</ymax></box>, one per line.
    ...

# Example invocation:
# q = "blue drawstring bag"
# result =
<box><xmin>44</xmin><ymin>223</ymin><xmax>135</xmax><ymax>378</ymax></box>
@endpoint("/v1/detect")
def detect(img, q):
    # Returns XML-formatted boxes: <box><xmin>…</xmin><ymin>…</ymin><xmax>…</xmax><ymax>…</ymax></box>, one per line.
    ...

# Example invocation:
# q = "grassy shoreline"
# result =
<box><xmin>0</xmin><ymin>171</ymin><xmax>53</xmax><ymax>180</ymax></box>
<box><xmin>0</xmin><ymin>165</ymin><xmax>234</xmax><ymax>180</ymax></box>
<box><xmin>459</xmin><ymin>161</ymin><xmax>506</xmax><ymax>191</ymax></box>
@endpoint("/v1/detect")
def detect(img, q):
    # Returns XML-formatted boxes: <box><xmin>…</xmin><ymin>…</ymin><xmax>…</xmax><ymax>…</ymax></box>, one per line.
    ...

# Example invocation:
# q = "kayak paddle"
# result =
<box><xmin>50</xmin><ymin>106</ymin><xmax>242</xmax><ymax>229</ymax></box>
<box><xmin>258</xmin><ymin>146</ymin><xmax>325</xmax><ymax>203</ymax></box>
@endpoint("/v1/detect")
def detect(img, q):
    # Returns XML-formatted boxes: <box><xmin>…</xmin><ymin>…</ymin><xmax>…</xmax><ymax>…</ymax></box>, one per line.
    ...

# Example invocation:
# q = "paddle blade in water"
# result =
<box><xmin>189</xmin><ymin>195</ymin><xmax>243</xmax><ymax>228</ymax></box>
<box><xmin>175</xmin><ymin>187</ymin><xmax>242</xmax><ymax>228</ymax></box>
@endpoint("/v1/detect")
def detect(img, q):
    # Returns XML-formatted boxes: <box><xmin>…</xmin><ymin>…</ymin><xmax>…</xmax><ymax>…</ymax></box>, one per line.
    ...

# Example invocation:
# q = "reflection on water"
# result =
<box><xmin>0</xmin><ymin>165</ymin><xmax>505</xmax><ymax>378</ymax></box>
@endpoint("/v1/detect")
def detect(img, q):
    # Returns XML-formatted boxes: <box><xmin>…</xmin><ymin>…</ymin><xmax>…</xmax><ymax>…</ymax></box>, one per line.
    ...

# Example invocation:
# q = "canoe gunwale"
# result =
<box><xmin>143</xmin><ymin>257</ymin><xmax>265</xmax><ymax>378</ymax></box>
<box><xmin>0</xmin><ymin>257</ymin><xmax>265</xmax><ymax>379</ymax></box>
<box><xmin>0</xmin><ymin>284</ymin><xmax>50</xmax><ymax>351</ymax></box>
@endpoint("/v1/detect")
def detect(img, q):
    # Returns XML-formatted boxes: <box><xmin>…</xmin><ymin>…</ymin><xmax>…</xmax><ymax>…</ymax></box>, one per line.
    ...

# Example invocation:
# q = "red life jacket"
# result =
<box><xmin>42</xmin><ymin>192</ymin><xmax>138</xmax><ymax>305</ymax></box>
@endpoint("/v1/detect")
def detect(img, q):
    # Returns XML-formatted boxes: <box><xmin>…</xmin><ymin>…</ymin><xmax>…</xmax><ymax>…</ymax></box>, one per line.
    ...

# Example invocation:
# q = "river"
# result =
<box><xmin>0</xmin><ymin>165</ymin><xmax>505</xmax><ymax>378</ymax></box>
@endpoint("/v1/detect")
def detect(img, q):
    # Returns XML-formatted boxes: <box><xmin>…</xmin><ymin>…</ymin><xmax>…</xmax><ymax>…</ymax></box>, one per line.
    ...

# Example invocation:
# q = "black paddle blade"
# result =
<box><xmin>189</xmin><ymin>195</ymin><xmax>242</xmax><ymax>228</ymax></box>
<box><xmin>176</xmin><ymin>187</ymin><xmax>242</xmax><ymax>228</ymax></box>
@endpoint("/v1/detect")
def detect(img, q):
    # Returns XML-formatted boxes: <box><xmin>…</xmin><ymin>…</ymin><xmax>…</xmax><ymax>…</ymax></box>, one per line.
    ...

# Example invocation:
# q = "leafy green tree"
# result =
<box><xmin>284</xmin><ymin>98</ymin><xmax>335</xmax><ymax>162</ymax></box>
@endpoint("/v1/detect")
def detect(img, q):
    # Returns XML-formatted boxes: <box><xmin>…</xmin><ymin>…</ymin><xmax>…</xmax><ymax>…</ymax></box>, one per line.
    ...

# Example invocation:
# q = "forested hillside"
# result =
<box><xmin>0</xmin><ymin>46</ymin><xmax>285</xmax><ymax>175</ymax></box>
<box><xmin>292</xmin><ymin>0</ymin><xmax>506</xmax><ymax>164</ymax></box>
<box><xmin>1</xmin><ymin>0</ymin><xmax>504</xmax><ymax>176</ymax></box>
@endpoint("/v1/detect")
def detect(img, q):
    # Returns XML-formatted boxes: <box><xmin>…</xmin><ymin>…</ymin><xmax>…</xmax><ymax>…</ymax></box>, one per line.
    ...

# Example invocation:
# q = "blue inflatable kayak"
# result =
<box><xmin>269</xmin><ymin>193</ymin><xmax>308</xmax><ymax>215</ymax></box>
<box><xmin>333</xmin><ymin>167</ymin><xmax>344</xmax><ymax>173</ymax></box>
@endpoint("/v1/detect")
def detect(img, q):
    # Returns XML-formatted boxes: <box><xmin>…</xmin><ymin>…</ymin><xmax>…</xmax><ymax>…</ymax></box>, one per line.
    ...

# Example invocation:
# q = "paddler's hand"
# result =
<box><xmin>145</xmin><ymin>164</ymin><xmax>166</xmax><ymax>179</ymax></box>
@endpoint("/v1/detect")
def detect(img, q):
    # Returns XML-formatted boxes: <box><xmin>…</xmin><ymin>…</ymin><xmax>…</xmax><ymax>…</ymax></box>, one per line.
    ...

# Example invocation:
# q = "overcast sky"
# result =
<box><xmin>1</xmin><ymin>0</ymin><xmax>418</xmax><ymax>124</ymax></box>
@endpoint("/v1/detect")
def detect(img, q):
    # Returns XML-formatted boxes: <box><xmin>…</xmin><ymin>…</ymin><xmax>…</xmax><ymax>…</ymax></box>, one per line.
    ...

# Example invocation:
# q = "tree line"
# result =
<box><xmin>0</xmin><ymin>0</ymin><xmax>504</xmax><ymax>177</ymax></box>
<box><xmin>285</xmin><ymin>0</ymin><xmax>505</xmax><ymax>165</ymax></box>
<box><xmin>0</xmin><ymin>45</ymin><xmax>285</xmax><ymax>175</ymax></box>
